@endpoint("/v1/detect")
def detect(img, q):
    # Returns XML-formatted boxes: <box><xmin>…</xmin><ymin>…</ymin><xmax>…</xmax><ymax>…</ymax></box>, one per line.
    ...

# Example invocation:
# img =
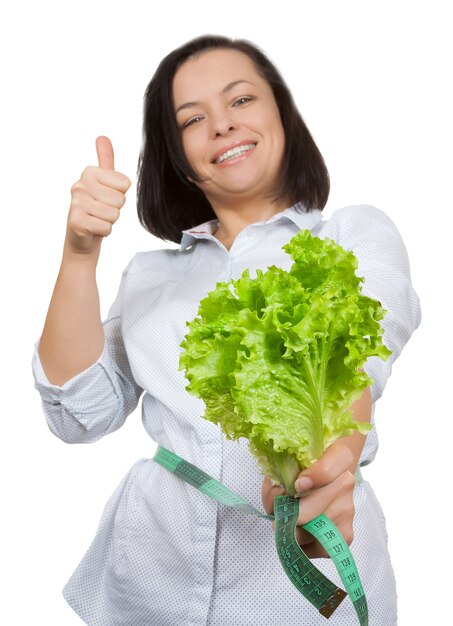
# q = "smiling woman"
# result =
<box><xmin>32</xmin><ymin>33</ymin><xmax>420</xmax><ymax>626</ymax></box>
<box><xmin>172</xmin><ymin>48</ymin><xmax>288</xmax><ymax>244</ymax></box>
<box><xmin>136</xmin><ymin>35</ymin><xmax>330</xmax><ymax>245</ymax></box>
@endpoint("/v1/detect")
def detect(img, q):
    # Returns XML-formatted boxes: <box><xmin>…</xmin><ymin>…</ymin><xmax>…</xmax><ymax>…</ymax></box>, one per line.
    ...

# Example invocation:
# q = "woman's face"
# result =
<box><xmin>173</xmin><ymin>48</ymin><xmax>286</xmax><ymax>208</ymax></box>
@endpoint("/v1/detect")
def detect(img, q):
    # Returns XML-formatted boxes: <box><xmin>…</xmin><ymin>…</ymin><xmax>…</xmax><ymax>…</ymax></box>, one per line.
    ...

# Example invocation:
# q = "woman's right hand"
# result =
<box><xmin>65</xmin><ymin>136</ymin><xmax>132</xmax><ymax>256</ymax></box>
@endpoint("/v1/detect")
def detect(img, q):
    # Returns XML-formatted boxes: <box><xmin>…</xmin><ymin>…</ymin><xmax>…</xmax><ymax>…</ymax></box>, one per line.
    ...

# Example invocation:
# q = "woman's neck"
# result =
<box><xmin>212</xmin><ymin>196</ymin><xmax>292</xmax><ymax>250</ymax></box>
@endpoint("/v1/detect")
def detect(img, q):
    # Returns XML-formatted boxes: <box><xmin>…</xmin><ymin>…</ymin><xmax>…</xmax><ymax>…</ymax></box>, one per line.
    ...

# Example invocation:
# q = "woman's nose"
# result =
<box><xmin>209</xmin><ymin>110</ymin><xmax>238</xmax><ymax>137</ymax></box>
<box><xmin>215</xmin><ymin>124</ymin><xmax>235</xmax><ymax>137</ymax></box>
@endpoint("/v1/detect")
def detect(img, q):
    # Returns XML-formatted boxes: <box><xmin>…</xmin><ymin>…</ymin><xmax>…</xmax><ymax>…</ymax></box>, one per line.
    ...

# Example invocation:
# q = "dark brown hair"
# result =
<box><xmin>136</xmin><ymin>35</ymin><xmax>330</xmax><ymax>243</ymax></box>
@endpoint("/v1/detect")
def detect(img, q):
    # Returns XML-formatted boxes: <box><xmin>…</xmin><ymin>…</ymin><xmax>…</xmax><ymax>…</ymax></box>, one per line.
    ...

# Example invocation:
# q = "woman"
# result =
<box><xmin>32</xmin><ymin>35</ymin><xmax>421</xmax><ymax>625</ymax></box>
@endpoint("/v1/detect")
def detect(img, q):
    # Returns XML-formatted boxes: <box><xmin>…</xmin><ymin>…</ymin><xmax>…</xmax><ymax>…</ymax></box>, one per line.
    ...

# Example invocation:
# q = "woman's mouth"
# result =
<box><xmin>213</xmin><ymin>143</ymin><xmax>257</xmax><ymax>164</ymax></box>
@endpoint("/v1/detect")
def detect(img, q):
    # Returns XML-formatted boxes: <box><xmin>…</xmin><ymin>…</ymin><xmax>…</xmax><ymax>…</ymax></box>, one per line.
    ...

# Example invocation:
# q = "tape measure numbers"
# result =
<box><xmin>274</xmin><ymin>495</ymin><xmax>347</xmax><ymax>617</ymax></box>
<box><xmin>275</xmin><ymin>495</ymin><xmax>368</xmax><ymax>625</ymax></box>
<box><xmin>303</xmin><ymin>510</ymin><xmax>368</xmax><ymax>624</ymax></box>
<box><xmin>154</xmin><ymin>446</ymin><xmax>368</xmax><ymax>625</ymax></box>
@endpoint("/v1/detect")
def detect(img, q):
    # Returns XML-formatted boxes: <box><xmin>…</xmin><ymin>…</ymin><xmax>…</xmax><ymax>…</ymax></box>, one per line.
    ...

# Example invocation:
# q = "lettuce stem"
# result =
<box><xmin>301</xmin><ymin>356</ymin><xmax>324</xmax><ymax>461</ymax></box>
<box><xmin>272</xmin><ymin>450</ymin><xmax>301</xmax><ymax>497</ymax></box>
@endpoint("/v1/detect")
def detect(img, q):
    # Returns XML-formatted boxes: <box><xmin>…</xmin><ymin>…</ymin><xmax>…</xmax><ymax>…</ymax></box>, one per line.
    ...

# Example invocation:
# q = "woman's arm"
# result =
<box><xmin>33</xmin><ymin>137</ymin><xmax>143</xmax><ymax>444</ymax></box>
<box><xmin>38</xmin><ymin>247</ymin><xmax>104</xmax><ymax>385</ymax></box>
<box><xmin>38</xmin><ymin>136</ymin><xmax>131</xmax><ymax>385</ymax></box>
<box><xmin>262</xmin><ymin>205</ymin><xmax>420</xmax><ymax>558</ymax></box>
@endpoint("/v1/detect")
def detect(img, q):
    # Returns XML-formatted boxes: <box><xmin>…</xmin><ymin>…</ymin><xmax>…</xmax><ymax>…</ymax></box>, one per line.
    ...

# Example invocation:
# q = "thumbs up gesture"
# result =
<box><xmin>65</xmin><ymin>136</ymin><xmax>132</xmax><ymax>255</ymax></box>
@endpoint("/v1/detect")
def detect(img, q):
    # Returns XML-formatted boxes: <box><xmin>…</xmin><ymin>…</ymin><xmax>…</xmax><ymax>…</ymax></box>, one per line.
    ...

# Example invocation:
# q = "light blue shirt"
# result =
<box><xmin>32</xmin><ymin>203</ymin><xmax>421</xmax><ymax>625</ymax></box>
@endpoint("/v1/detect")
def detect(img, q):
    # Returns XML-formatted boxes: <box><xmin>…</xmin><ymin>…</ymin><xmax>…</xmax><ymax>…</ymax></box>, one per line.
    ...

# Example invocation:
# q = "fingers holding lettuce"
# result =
<box><xmin>262</xmin><ymin>440</ymin><xmax>360</xmax><ymax>558</ymax></box>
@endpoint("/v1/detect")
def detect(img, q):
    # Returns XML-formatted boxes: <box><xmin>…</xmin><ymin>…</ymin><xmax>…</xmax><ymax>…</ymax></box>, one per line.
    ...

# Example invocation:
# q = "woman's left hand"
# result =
<box><xmin>261</xmin><ymin>440</ymin><xmax>356</xmax><ymax>558</ymax></box>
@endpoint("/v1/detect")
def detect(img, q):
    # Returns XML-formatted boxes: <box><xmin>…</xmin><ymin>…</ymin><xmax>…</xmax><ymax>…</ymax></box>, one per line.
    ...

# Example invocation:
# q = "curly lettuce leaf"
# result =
<box><xmin>179</xmin><ymin>230</ymin><xmax>391</xmax><ymax>495</ymax></box>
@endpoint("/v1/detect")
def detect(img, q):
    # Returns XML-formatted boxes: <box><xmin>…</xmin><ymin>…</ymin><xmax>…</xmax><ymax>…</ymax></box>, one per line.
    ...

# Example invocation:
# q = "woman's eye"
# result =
<box><xmin>233</xmin><ymin>96</ymin><xmax>253</xmax><ymax>107</ymax></box>
<box><xmin>183</xmin><ymin>116</ymin><xmax>204</xmax><ymax>128</ymax></box>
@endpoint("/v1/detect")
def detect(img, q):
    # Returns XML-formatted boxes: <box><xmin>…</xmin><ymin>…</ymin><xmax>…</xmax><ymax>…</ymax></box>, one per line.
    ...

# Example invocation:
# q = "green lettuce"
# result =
<box><xmin>179</xmin><ymin>230</ymin><xmax>391</xmax><ymax>496</ymax></box>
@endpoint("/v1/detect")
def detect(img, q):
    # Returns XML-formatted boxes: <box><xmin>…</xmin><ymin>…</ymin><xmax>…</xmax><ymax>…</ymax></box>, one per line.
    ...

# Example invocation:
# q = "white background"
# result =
<box><xmin>2</xmin><ymin>1</ymin><xmax>451</xmax><ymax>624</ymax></box>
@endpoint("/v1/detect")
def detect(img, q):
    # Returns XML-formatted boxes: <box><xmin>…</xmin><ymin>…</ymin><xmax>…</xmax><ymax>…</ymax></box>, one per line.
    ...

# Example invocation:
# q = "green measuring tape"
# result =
<box><xmin>274</xmin><ymin>496</ymin><xmax>368</xmax><ymax>624</ymax></box>
<box><xmin>154</xmin><ymin>446</ymin><xmax>368</xmax><ymax>625</ymax></box>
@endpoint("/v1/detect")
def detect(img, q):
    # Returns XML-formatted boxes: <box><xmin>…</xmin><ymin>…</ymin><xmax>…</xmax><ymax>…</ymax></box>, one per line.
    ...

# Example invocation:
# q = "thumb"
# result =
<box><xmin>96</xmin><ymin>135</ymin><xmax>115</xmax><ymax>170</ymax></box>
<box><xmin>294</xmin><ymin>442</ymin><xmax>353</xmax><ymax>494</ymax></box>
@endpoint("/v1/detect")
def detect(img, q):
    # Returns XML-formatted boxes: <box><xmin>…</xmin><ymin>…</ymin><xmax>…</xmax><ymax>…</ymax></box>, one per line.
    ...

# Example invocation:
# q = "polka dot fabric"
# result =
<box><xmin>32</xmin><ymin>204</ymin><xmax>421</xmax><ymax>625</ymax></box>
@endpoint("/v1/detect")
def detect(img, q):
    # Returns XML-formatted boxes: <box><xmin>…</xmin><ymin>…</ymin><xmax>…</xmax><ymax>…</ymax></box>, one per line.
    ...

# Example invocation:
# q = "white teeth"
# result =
<box><xmin>215</xmin><ymin>143</ymin><xmax>256</xmax><ymax>164</ymax></box>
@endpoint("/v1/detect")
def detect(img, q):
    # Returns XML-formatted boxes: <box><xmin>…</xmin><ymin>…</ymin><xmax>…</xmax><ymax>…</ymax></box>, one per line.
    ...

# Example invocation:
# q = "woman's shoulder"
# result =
<box><xmin>318</xmin><ymin>204</ymin><xmax>403</xmax><ymax>243</ymax></box>
<box><xmin>122</xmin><ymin>245</ymin><xmax>186</xmax><ymax>276</ymax></box>
<box><xmin>324</xmin><ymin>204</ymin><xmax>395</xmax><ymax>228</ymax></box>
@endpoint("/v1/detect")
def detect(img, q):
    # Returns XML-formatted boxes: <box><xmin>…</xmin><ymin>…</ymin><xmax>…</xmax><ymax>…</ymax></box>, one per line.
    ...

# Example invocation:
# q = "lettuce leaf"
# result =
<box><xmin>179</xmin><ymin>230</ymin><xmax>391</xmax><ymax>495</ymax></box>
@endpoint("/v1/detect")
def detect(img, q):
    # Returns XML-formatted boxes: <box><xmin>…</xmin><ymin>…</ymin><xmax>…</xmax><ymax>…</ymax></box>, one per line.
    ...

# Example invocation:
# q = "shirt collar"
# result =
<box><xmin>179</xmin><ymin>202</ymin><xmax>323</xmax><ymax>250</ymax></box>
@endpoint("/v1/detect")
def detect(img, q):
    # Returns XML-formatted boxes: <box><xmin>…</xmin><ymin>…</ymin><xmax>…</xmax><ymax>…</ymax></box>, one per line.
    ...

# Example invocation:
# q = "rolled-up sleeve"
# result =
<box><xmin>32</xmin><ymin>258</ymin><xmax>143</xmax><ymax>444</ymax></box>
<box><xmin>331</xmin><ymin>205</ymin><xmax>421</xmax><ymax>403</ymax></box>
